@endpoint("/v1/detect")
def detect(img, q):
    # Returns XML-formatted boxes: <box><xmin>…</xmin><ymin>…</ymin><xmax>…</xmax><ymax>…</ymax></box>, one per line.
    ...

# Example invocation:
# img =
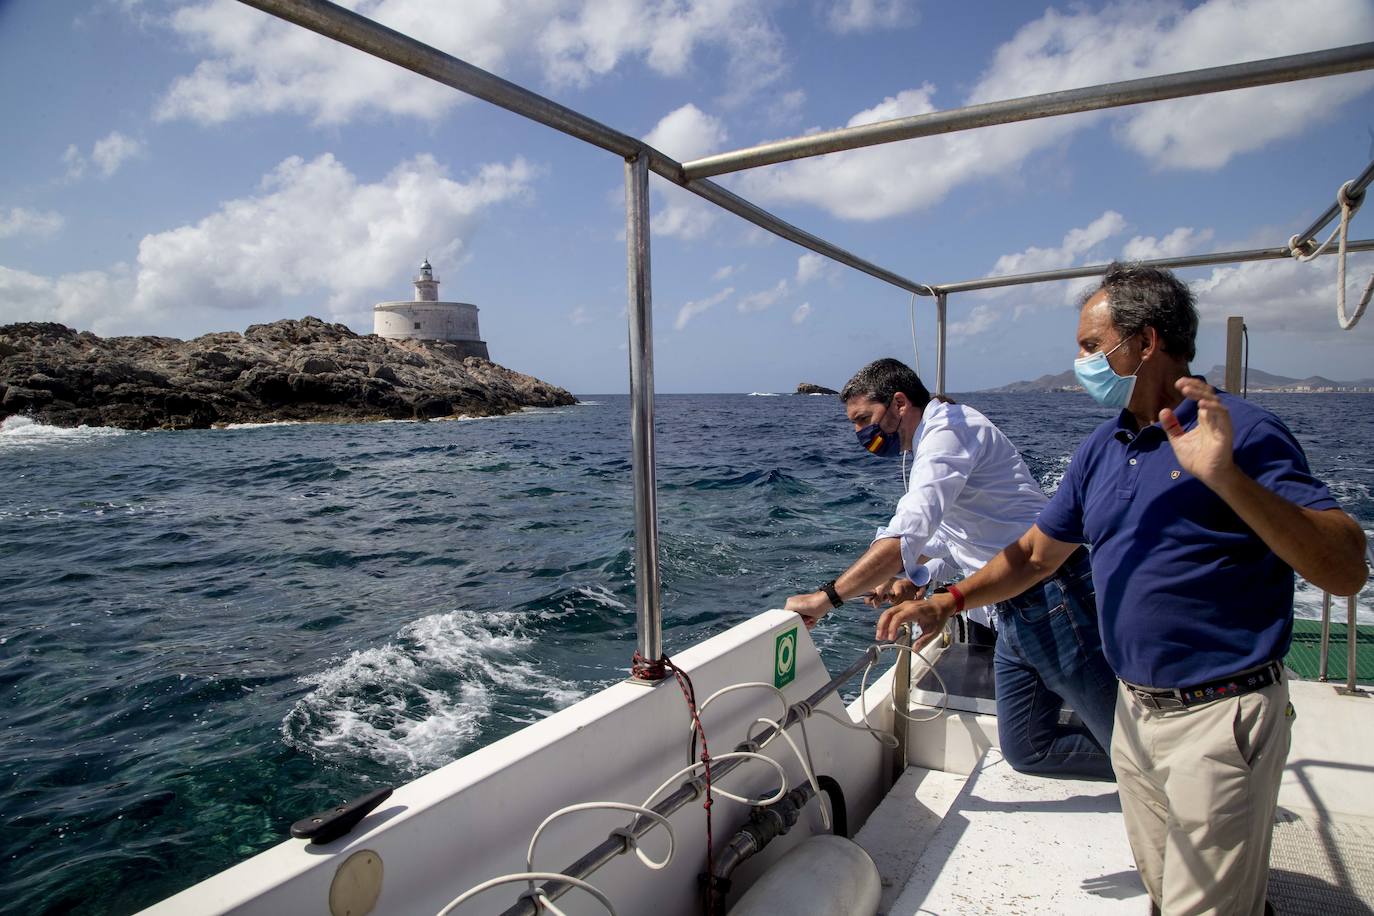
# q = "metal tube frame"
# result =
<box><xmin>1346</xmin><ymin>595</ymin><xmax>1359</xmax><ymax>694</ymax></box>
<box><xmin>931</xmin><ymin>239</ymin><xmax>1374</xmax><ymax>296</ymax></box>
<box><xmin>625</xmin><ymin>154</ymin><xmax>663</xmax><ymax>670</ymax></box>
<box><xmin>934</xmin><ymin>293</ymin><xmax>948</xmax><ymax>396</ymax></box>
<box><xmin>1319</xmin><ymin>592</ymin><xmax>1333</xmax><ymax>682</ymax></box>
<box><xmin>682</xmin><ymin>44</ymin><xmax>1374</xmax><ymax>180</ymax></box>
<box><xmin>223</xmin><ymin>2</ymin><xmax>1374</xmax><ymax>903</ymax></box>
<box><xmin>1292</xmin><ymin>157</ymin><xmax>1374</xmax><ymax>250</ymax></box>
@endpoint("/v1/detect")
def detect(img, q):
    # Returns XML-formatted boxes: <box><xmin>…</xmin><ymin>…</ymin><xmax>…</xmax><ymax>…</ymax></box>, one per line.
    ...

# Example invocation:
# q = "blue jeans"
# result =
<box><xmin>993</xmin><ymin>548</ymin><xmax>1117</xmax><ymax>780</ymax></box>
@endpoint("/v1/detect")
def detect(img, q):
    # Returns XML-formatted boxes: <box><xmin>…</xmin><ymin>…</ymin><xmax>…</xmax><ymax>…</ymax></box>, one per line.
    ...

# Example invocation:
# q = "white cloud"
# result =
<box><xmin>1190</xmin><ymin>253</ymin><xmax>1374</xmax><ymax>334</ymax></box>
<box><xmin>0</xmin><ymin>264</ymin><xmax>136</xmax><ymax>330</ymax></box>
<box><xmin>958</xmin><ymin>211</ymin><xmax>1129</xmax><ymax>327</ymax></box>
<box><xmin>569</xmin><ymin>306</ymin><xmax>593</xmax><ymax>325</ymax></box>
<box><xmin>792</xmin><ymin>301</ymin><xmax>812</xmax><ymax>324</ymax></box>
<box><xmin>155</xmin><ymin>0</ymin><xmax>785</xmax><ymax>127</ymax></box>
<box><xmin>738</xmin><ymin>278</ymin><xmax>789</xmax><ymax>312</ymax></box>
<box><xmin>825</xmin><ymin>0</ymin><xmax>916</xmax><ymax>34</ymax></box>
<box><xmin>62</xmin><ymin>145</ymin><xmax>86</xmax><ymax>181</ymax></box>
<box><xmin>539</xmin><ymin>0</ymin><xmax>785</xmax><ymax>107</ymax></box>
<box><xmin>949</xmin><ymin>303</ymin><xmax>999</xmax><ymax>338</ymax></box>
<box><xmin>712</xmin><ymin>264</ymin><xmax>740</xmax><ymax>281</ymax></box>
<box><xmin>1122</xmin><ymin>227</ymin><xmax>1215</xmax><ymax>261</ymax></box>
<box><xmin>0</xmin><ymin>153</ymin><xmax>534</xmax><ymax>335</ymax></box>
<box><xmin>652</xmin><ymin>195</ymin><xmax>718</xmax><ymax>240</ymax></box>
<box><xmin>0</xmin><ymin>207</ymin><xmax>65</xmax><ymax>240</ymax></box>
<box><xmin>674</xmin><ymin>286</ymin><xmax>733</xmax><ymax>330</ymax></box>
<box><xmin>92</xmin><ymin>132</ymin><xmax>145</xmax><ymax>177</ymax></box>
<box><xmin>796</xmin><ymin>252</ymin><xmax>839</xmax><ymax>286</ymax></box>
<box><xmin>742</xmin><ymin>0</ymin><xmax>1374</xmax><ymax>219</ymax></box>
<box><xmin>989</xmin><ymin>211</ymin><xmax>1127</xmax><ymax>278</ymax></box>
<box><xmin>643</xmin><ymin>103</ymin><xmax>727</xmax><ymax>161</ymax></box>
<box><xmin>62</xmin><ymin>131</ymin><xmax>145</xmax><ymax>180</ymax></box>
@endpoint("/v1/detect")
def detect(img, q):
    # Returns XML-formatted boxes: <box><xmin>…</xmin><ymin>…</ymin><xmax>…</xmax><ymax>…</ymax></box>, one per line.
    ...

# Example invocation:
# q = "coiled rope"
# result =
<box><xmin>1290</xmin><ymin>178</ymin><xmax>1371</xmax><ymax>330</ymax></box>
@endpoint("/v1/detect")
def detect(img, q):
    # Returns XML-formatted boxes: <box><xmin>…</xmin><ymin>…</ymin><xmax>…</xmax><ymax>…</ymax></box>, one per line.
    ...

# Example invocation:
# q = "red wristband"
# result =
<box><xmin>946</xmin><ymin>583</ymin><xmax>967</xmax><ymax>613</ymax></box>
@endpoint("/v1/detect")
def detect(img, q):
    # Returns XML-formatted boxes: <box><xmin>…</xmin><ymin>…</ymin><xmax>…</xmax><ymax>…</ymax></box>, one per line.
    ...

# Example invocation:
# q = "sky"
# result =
<box><xmin>2</xmin><ymin>0</ymin><xmax>1373</xmax><ymax>394</ymax></box>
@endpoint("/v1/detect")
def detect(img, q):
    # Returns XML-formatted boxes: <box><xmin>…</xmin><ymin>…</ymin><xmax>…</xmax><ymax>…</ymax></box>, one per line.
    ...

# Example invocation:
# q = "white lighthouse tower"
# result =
<box><xmin>373</xmin><ymin>259</ymin><xmax>490</xmax><ymax>359</ymax></box>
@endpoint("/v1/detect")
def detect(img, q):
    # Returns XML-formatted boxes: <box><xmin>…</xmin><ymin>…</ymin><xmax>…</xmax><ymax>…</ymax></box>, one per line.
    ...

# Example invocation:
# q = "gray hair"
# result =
<box><xmin>1082</xmin><ymin>262</ymin><xmax>1199</xmax><ymax>361</ymax></box>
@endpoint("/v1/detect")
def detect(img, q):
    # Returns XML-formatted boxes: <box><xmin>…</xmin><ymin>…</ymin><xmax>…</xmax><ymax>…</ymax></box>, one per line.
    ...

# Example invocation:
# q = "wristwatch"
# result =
<box><xmin>820</xmin><ymin>580</ymin><xmax>843</xmax><ymax>609</ymax></box>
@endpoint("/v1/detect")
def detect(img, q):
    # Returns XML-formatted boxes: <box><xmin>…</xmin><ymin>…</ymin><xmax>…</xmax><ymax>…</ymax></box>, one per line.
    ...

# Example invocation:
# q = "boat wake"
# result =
<box><xmin>282</xmin><ymin>609</ymin><xmax>586</xmax><ymax>773</ymax></box>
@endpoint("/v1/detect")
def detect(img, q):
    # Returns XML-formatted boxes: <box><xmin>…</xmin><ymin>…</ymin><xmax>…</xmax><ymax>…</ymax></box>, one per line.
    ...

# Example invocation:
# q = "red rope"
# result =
<box><xmin>636</xmin><ymin>653</ymin><xmax>716</xmax><ymax>914</ymax></box>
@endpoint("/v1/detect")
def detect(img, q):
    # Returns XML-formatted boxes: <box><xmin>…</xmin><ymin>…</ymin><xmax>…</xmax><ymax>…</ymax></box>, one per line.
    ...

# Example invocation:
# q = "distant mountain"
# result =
<box><xmin>983</xmin><ymin>366</ymin><xmax>1374</xmax><ymax>393</ymax></box>
<box><xmin>982</xmin><ymin>370</ymin><xmax>1082</xmax><ymax>393</ymax></box>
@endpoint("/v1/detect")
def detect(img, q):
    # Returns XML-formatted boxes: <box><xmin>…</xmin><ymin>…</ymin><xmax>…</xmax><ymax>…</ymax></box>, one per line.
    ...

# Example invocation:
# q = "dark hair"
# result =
<box><xmin>1082</xmin><ymin>261</ymin><xmax>1198</xmax><ymax>361</ymax></box>
<box><xmin>840</xmin><ymin>358</ymin><xmax>931</xmax><ymax>409</ymax></box>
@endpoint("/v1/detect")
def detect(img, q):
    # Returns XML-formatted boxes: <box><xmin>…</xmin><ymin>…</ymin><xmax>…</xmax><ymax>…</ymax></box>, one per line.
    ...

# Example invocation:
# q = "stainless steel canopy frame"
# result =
<box><xmin>235</xmin><ymin>0</ymin><xmax>1372</xmax><ymax>675</ymax></box>
<box><xmin>229</xmin><ymin>1</ymin><xmax>1374</xmax><ymax>910</ymax></box>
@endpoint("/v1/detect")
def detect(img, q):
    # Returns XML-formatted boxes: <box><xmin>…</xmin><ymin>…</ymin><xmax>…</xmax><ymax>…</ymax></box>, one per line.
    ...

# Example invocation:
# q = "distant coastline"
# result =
<box><xmin>982</xmin><ymin>365</ymin><xmax>1374</xmax><ymax>394</ymax></box>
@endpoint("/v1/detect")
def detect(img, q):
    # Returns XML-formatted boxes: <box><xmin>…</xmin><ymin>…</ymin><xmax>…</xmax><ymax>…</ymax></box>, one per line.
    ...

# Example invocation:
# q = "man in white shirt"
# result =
<box><xmin>785</xmin><ymin>358</ymin><xmax>1117</xmax><ymax>778</ymax></box>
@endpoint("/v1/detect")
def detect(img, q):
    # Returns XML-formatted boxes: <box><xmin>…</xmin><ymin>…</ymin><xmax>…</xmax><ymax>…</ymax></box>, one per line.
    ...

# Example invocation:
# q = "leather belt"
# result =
<box><xmin>1123</xmin><ymin>661</ymin><xmax>1283</xmax><ymax>710</ymax></box>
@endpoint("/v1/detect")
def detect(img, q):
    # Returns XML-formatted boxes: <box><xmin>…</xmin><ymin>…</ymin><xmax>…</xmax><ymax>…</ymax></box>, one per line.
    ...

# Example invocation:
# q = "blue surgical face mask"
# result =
<box><xmin>1074</xmin><ymin>337</ymin><xmax>1141</xmax><ymax>408</ymax></box>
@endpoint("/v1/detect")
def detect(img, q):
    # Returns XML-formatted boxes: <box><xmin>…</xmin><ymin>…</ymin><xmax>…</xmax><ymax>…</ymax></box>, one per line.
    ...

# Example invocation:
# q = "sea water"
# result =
<box><xmin>2</xmin><ymin>393</ymin><xmax>1371</xmax><ymax>914</ymax></box>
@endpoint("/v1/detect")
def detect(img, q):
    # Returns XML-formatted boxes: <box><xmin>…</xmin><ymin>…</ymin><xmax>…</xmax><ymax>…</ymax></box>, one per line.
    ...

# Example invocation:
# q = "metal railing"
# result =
<box><xmin>236</xmin><ymin>0</ymin><xmax>1374</xmax><ymax>679</ymax></box>
<box><xmin>1318</xmin><ymin>544</ymin><xmax>1374</xmax><ymax>693</ymax></box>
<box><xmin>224</xmin><ymin>1</ymin><xmax>1374</xmax><ymax>911</ymax></box>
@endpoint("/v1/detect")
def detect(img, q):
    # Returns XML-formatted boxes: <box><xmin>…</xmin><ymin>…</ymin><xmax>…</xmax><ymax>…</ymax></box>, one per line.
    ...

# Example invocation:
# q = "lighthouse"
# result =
<box><xmin>372</xmin><ymin>259</ymin><xmax>490</xmax><ymax>360</ymax></box>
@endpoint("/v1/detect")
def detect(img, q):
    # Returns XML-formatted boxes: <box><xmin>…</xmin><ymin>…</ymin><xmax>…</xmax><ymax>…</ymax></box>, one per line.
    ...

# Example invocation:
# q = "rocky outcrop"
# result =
<box><xmin>796</xmin><ymin>382</ymin><xmax>839</xmax><ymax>395</ymax></box>
<box><xmin>0</xmin><ymin>318</ymin><xmax>576</xmax><ymax>430</ymax></box>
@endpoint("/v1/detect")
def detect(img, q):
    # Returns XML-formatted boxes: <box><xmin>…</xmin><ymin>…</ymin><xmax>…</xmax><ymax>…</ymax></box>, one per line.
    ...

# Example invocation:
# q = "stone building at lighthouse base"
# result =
<box><xmin>373</xmin><ymin>259</ymin><xmax>490</xmax><ymax>360</ymax></box>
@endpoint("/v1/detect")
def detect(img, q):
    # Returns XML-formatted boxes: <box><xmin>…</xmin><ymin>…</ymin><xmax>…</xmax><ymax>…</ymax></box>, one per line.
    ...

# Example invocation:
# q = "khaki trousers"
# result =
<box><xmin>1110</xmin><ymin>679</ymin><xmax>1292</xmax><ymax>916</ymax></box>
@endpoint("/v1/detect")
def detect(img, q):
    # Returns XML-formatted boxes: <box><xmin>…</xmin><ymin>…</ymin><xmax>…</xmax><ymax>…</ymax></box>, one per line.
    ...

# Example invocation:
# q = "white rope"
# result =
<box><xmin>858</xmin><ymin>638</ymin><xmax>950</xmax><ymax>729</ymax></box>
<box><xmin>748</xmin><ymin>715</ymin><xmax>832</xmax><ymax>831</ymax></box>
<box><xmin>640</xmin><ymin>751</ymin><xmax>789</xmax><ymax>810</ymax></box>
<box><xmin>1290</xmin><ymin>179</ymin><xmax>1370</xmax><ymax>330</ymax></box>
<box><xmin>436</xmin><ymin>871</ymin><xmax>616</xmax><ymax>916</ymax></box>
<box><xmin>690</xmin><ymin>681</ymin><xmax>789</xmax><ymax>762</ymax></box>
<box><xmin>527</xmin><ymin>802</ymin><xmax>674</xmax><ymax>883</ymax></box>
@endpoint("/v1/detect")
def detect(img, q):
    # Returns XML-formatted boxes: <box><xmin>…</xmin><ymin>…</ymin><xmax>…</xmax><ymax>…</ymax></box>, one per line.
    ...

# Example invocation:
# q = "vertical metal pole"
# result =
<box><xmin>1347</xmin><ymin>595</ymin><xmax>1359</xmax><ymax>693</ymax></box>
<box><xmin>1319</xmin><ymin>591</ymin><xmax>1332</xmax><ymax>681</ymax></box>
<box><xmin>625</xmin><ymin>153</ymin><xmax>664</xmax><ymax>675</ymax></box>
<box><xmin>891</xmin><ymin>625</ymin><xmax>912</xmax><ymax>784</ymax></box>
<box><xmin>1225</xmin><ymin>317</ymin><xmax>1244</xmax><ymax>395</ymax></box>
<box><xmin>935</xmin><ymin>293</ymin><xmax>948</xmax><ymax>396</ymax></box>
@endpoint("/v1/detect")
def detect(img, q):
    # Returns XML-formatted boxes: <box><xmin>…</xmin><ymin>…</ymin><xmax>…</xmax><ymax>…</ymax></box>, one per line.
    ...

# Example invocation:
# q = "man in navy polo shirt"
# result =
<box><xmin>876</xmin><ymin>263</ymin><xmax>1367</xmax><ymax>915</ymax></box>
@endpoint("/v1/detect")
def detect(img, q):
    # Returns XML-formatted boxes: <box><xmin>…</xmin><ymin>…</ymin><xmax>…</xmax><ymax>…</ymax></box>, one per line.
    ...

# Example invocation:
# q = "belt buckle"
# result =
<box><xmin>1130</xmin><ymin>686</ymin><xmax>1182</xmax><ymax>710</ymax></box>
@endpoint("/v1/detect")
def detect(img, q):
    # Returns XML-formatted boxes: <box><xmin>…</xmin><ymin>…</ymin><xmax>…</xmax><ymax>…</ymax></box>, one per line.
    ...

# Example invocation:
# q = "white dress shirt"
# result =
<box><xmin>873</xmin><ymin>399</ymin><xmax>1047</xmax><ymax>627</ymax></box>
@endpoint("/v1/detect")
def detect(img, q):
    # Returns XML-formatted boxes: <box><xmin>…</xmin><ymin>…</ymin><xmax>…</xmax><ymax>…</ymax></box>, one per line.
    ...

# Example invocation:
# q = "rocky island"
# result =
<box><xmin>796</xmin><ymin>382</ymin><xmax>838</xmax><ymax>395</ymax></box>
<box><xmin>0</xmin><ymin>318</ymin><xmax>576</xmax><ymax>430</ymax></box>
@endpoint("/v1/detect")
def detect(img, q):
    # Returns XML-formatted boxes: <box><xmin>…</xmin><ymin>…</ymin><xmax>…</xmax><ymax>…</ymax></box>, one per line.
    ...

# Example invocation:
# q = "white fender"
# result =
<box><xmin>728</xmin><ymin>835</ymin><xmax>881</xmax><ymax>916</ymax></box>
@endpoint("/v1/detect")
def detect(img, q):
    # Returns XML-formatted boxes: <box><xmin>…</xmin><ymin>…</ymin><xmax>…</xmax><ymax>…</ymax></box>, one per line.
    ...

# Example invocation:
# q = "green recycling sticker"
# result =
<box><xmin>774</xmin><ymin>626</ymin><xmax>798</xmax><ymax>689</ymax></box>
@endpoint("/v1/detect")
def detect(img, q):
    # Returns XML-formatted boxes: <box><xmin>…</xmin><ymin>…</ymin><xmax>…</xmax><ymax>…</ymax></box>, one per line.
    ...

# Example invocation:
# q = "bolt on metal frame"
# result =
<box><xmin>229</xmin><ymin>2</ymin><xmax>1373</xmax><ymax>904</ymax></box>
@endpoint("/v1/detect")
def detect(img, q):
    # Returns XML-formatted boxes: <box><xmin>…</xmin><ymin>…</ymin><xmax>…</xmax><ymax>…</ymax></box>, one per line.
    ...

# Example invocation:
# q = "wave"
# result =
<box><xmin>281</xmin><ymin>609</ymin><xmax>585</xmax><ymax>773</ymax></box>
<box><xmin>746</xmin><ymin>392</ymin><xmax>780</xmax><ymax>397</ymax></box>
<box><xmin>0</xmin><ymin>415</ymin><xmax>129</xmax><ymax>448</ymax></box>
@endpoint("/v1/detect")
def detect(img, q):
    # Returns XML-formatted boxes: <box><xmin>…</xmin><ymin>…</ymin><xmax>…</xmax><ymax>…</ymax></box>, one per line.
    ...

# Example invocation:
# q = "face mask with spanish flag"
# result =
<box><xmin>856</xmin><ymin>419</ymin><xmax>902</xmax><ymax>458</ymax></box>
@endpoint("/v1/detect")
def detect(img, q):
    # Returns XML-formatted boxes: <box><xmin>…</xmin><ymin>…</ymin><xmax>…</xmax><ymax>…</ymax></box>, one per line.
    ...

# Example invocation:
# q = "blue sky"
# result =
<box><xmin>2</xmin><ymin>0</ymin><xmax>1373</xmax><ymax>393</ymax></box>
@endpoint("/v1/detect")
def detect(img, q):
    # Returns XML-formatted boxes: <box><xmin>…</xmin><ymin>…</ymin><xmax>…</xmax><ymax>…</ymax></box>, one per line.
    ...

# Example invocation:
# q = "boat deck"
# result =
<box><xmin>860</xmin><ymin>660</ymin><xmax>1374</xmax><ymax>915</ymax></box>
<box><xmin>1285</xmin><ymin>618</ymin><xmax>1374</xmax><ymax>685</ymax></box>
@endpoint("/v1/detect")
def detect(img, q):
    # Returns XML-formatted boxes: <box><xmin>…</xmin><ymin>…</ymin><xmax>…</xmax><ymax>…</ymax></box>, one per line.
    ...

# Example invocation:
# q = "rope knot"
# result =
<box><xmin>630</xmin><ymin>651</ymin><xmax>668</xmax><ymax>681</ymax></box>
<box><xmin>1338</xmin><ymin>178</ymin><xmax>1365</xmax><ymax>212</ymax></box>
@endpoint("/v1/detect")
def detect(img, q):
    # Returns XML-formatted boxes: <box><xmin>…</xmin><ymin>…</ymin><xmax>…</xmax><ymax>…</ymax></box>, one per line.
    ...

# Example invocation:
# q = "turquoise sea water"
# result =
<box><xmin>2</xmin><ymin>392</ymin><xmax>1371</xmax><ymax>914</ymax></box>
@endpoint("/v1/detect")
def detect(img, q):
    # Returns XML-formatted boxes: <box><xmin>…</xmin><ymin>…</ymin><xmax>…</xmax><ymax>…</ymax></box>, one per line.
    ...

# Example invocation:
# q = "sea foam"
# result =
<box><xmin>0</xmin><ymin>415</ymin><xmax>128</xmax><ymax>449</ymax></box>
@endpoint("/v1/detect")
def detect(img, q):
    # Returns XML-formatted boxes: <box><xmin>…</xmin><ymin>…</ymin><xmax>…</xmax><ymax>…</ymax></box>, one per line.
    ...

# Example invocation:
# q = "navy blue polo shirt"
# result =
<box><xmin>1036</xmin><ymin>384</ymin><xmax>1339</xmax><ymax>688</ymax></box>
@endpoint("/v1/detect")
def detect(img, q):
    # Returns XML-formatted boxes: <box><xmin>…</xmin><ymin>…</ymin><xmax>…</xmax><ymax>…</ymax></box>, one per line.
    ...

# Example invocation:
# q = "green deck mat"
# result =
<box><xmin>1286</xmin><ymin>618</ymin><xmax>1374</xmax><ymax>685</ymax></box>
